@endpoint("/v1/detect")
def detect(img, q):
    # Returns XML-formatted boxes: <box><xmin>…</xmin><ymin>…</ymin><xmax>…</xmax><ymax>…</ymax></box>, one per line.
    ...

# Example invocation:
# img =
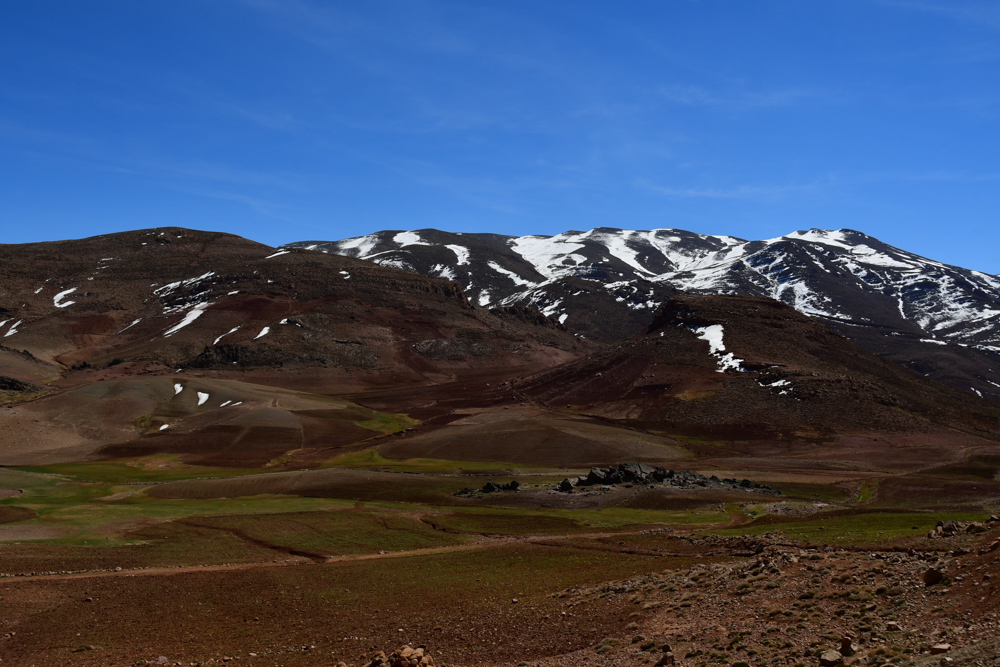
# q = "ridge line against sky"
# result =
<box><xmin>1</xmin><ymin>1</ymin><xmax>999</xmax><ymax>273</ymax></box>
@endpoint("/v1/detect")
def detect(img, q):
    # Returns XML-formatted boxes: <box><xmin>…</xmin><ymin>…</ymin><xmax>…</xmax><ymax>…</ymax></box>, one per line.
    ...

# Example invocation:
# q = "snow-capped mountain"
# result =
<box><xmin>284</xmin><ymin>227</ymin><xmax>1000</xmax><ymax>401</ymax></box>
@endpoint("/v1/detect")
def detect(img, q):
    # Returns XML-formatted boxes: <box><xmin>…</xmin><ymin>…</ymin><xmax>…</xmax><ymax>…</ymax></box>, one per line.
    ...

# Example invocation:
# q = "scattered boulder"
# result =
<box><xmin>364</xmin><ymin>650</ymin><xmax>388</xmax><ymax>667</ymax></box>
<box><xmin>565</xmin><ymin>462</ymin><xmax>778</xmax><ymax>494</ymax></box>
<box><xmin>819</xmin><ymin>649</ymin><xmax>843</xmax><ymax>666</ymax></box>
<box><xmin>930</xmin><ymin>643</ymin><xmax>952</xmax><ymax>655</ymax></box>
<box><xmin>558</xmin><ymin>478</ymin><xmax>575</xmax><ymax>493</ymax></box>
<box><xmin>365</xmin><ymin>647</ymin><xmax>435</xmax><ymax>667</ymax></box>
<box><xmin>840</xmin><ymin>636</ymin><xmax>859</xmax><ymax>657</ymax></box>
<box><xmin>655</xmin><ymin>652</ymin><xmax>675</xmax><ymax>666</ymax></box>
<box><xmin>455</xmin><ymin>480</ymin><xmax>520</xmax><ymax>497</ymax></box>
<box><xmin>923</xmin><ymin>567</ymin><xmax>946</xmax><ymax>586</ymax></box>
<box><xmin>389</xmin><ymin>646</ymin><xmax>434</xmax><ymax>667</ymax></box>
<box><xmin>885</xmin><ymin>621</ymin><xmax>902</xmax><ymax>632</ymax></box>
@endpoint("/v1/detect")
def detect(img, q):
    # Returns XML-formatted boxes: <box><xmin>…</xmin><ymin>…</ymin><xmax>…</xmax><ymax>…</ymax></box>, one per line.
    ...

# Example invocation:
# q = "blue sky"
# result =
<box><xmin>2</xmin><ymin>1</ymin><xmax>999</xmax><ymax>272</ymax></box>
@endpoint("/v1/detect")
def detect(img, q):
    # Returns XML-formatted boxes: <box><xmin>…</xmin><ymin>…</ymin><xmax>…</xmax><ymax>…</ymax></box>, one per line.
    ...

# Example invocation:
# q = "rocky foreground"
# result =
<box><xmin>334</xmin><ymin>527</ymin><xmax>1000</xmax><ymax>667</ymax></box>
<box><xmin>530</xmin><ymin>531</ymin><xmax>1000</xmax><ymax>667</ymax></box>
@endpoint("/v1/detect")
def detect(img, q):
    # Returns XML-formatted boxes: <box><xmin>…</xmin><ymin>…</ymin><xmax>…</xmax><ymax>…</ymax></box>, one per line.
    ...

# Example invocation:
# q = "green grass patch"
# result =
<box><xmin>321</xmin><ymin>447</ymin><xmax>546</xmax><ymax>473</ymax></box>
<box><xmin>354</xmin><ymin>411</ymin><xmax>418</xmax><ymax>434</ymax></box>
<box><xmin>768</xmin><ymin>481</ymin><xmax>852</xmax><ymax>503</ymax></box>
<box><xmin>854</xmin><ymin>479</ymin><xmax>880</xmax><ymax>504</ymax></box>
<box><xmin>14</xmin><ymin>456</ymin><xmax>269</xmax><ymax>484</ymax></box>
<box><xmin>428</xmin><ymin>510</ymin><xmax>589</xmax><ymax>536</ymax></box>
<box><xmin>710</xmin><ymin>510</ymin><xmax>991</xmax><ymax>544</ymax></box>
<box><xmin>185</xmin><ymin>508</ymin><xmax>467</xmax><ymax>557</ymax></box>
<box><xmin>431</xmin><ymin>505</ymin><xmax>731</xmax><ymax>535</ymax></box>
<box><xmin>3</xmin><ymin>482</ymin><xmax>364</xmax><ymax>544</ymax></box>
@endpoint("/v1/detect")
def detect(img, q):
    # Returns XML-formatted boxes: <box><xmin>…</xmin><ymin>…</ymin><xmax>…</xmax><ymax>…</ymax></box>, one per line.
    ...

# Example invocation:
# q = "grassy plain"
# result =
<box><xmin>2</xmin><ymin>444</ymin><xmax>1000</xmax><ymax>666</ymax></box>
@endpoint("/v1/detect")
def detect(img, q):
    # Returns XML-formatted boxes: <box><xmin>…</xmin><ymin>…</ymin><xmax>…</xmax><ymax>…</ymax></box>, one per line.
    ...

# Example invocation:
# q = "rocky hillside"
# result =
<box><xmin>515</xmin><ymin>294</ymin><xmax>1000</xmax><ymax>438</ymax></box>
<box><xmin>285</xmin><ymin>227</ymin><xmax>1000</xmax><ymax>401</ymax></box>
<box><xmin>0</xmin><ymin>228</ymin><xmax>582</xmax><ymax>389</ymax></box>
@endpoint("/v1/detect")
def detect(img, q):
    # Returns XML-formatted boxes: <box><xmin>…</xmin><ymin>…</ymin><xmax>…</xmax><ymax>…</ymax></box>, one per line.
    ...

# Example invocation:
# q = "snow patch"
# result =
<box><xmin>197</xmin><ymin>392</ymin><xmax>209</xmax><ymax>406</ymax></box>
<box><xmin>336</xmin><ymin>235</ymin><xmax>379</xmax><ymax>258</ymax></box>
<box><xmin>265</xmin><ymin>250</ymin><xmax>290</xmax><ymax>259</ymax></box>
<box><xmin>393</xmin><ymin>231</ymin><xmax>430</xmax><ymax>247</ymax></box>
<box><xmin>159</xmin><ymin>424</ymin><xmax>169</xmax><ymax>431</ymax></box>
<box><xmin>430</xmin><ymin>264</ymin><xmax>456</xmax><ymax>280</ymax></box>
<box><xmin>3</xmin><ymin>320</ymin><xmax>22</xmax><ymax>337</ymax></box>
<box><xmin>53</xmin><ymin>287</ymin><xmax>78</xmax><ymax>308</ymax></box>
<box><xmin>163</xmin><ymin>302</ymin><xmax>211</xmax><ymax>337</ymax></box>
<box><xmin>153</xmin><ymin>272</ymin><xmax>215</xmax><ymax>297</ymax></box>
<box><xmin>692</xmin><ymin>325</ymin><xmax>744</xmax><ymax>373</ymax></box>
<box><xmin>446</xmin><ymin>244</ymin><xmax>470</xmax><ymax>265</ymax></box>
<box><xmin>921</xmin><ymin>338</ymin><xmax>947</xmax><ymax>346</ymax></box>
<box><xmin>253</xmin><ymin>326</ymin><xmax>270</xmax><ymax>340</ymax></box>
<box><xmin>174</xmin><ymin>383</ymin><xmax>183</xmax><ymax>395</ymax></box>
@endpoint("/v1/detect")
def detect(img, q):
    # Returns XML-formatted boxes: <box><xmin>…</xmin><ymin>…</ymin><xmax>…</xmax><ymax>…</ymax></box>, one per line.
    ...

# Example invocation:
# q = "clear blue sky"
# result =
<box><xmin>2</xmin><ymin>1</ymin><xmax>999</xmax><ymax>272</ymax></box>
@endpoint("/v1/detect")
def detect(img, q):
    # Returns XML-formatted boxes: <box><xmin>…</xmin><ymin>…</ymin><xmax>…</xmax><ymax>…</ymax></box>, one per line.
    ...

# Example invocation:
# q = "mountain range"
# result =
<box><xmin>285</xmin><ymin>227</ymin><xmax>1000</xmax><ymax>402</ymax></box>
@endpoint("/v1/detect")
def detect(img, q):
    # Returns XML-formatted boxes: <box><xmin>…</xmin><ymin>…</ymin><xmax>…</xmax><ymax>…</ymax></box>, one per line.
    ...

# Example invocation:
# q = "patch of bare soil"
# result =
<box><xmin>377</xmin><ymin>406</ymin><xmax>689</xmax><ymax>467</ymax></box>
<box><xmin>0</xmin><ymin>506</ymin><xmax>34</xmax><ymax>524</ymax></box>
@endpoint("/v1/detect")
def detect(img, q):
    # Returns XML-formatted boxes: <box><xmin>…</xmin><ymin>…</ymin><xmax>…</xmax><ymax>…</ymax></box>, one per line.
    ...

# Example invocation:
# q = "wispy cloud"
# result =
<box><xmin>644</xmin><ymin>168</ymin><xmax>1000</xmax><ymax>203</ymax></box>
<box><xmin>655</xmin><ymin>84</ymin><xmax>837</xmax><ymax>109</ymax></box>
<box><xmin>644</xmin><ymin>182</ymin><xmax>824</xmax><ymax>201</ymax></box>
<box><xmin>875</xmin><ymin>0</ymin><xmax>1000</xmax><ymax>31</ymax></box>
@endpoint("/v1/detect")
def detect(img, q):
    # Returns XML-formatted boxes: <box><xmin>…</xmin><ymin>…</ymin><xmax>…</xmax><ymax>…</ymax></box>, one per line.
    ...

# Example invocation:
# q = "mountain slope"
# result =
<box><xmin>0</xmin><ymin>228</ymin><xmax>583</xmax><ymax>465</ymax></box>
<box><xmin>516</xmin><ymin>294</ymin><xmax>1000</xmax><ymax>438</ymax></box>
<box><xmin>286</xmin><ymin>227</ymin><xmax>1000</xmax><ymax>401</ymax></box>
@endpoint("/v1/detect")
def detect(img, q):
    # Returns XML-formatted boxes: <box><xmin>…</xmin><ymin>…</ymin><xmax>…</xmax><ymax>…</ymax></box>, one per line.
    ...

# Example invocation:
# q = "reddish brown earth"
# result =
<box><xmin>3</xmin><ymin>229</ymin><xmax>1000</xmax><ymax>666</ymax></box>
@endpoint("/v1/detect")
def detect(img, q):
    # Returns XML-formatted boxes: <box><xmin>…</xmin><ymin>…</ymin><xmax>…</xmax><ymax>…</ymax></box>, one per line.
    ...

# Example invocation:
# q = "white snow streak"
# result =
<box><xmin>213</xmin><ymin>326</ymin><xmax>240</xmax><ymax>345</ymax></box>
<box><xmin>488</xmin><ymin>261</ymin><xmax>533</xmax><ymax>286</ymax></box>
<box><xmin>253</xmin><ymin>326</ymin><xmax>270</xmax><ymax>340</ymax></box>
<box><xmin>197</xmin><ymin>392</ymin><xmax>209</xmax><ymax>406</ymax></box>
<box><xmin>163</xmin><ymin>302</ymin><xmax>211</xmax><ymax>337</ymax></box>
<box><xmin>116</xmin><ymin>318</ymin><xmax>141</xmax><ymax>334</ymax></box>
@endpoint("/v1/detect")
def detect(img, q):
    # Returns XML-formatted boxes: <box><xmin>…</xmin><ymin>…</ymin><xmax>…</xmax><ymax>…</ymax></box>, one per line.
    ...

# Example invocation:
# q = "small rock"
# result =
<box><xmin>154</xmin><ymin>658</ymin><xmax>169</xmax><ymax>666</ymax></box>
<box><xmin>557</xmin><ymin>478</ymin><xmax>574</xmax><ymax>492</ymax></box>
<box><xmin>930</xmin><ymin>643</ymin><xmax>952</xmax><ymax>655</ymax></box>
<box><xmin>885</xmin><ymin>621</ymin><xmax>902</xmax><ymax>632</ymax></box>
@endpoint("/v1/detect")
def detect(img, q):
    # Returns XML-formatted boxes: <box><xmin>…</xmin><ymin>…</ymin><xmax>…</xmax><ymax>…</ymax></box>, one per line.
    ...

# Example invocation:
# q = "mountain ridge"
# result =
<box><xmin>284</xmin><ymin>226</ymin><xmax>1000</xmax><ymax>402</ymax></box>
